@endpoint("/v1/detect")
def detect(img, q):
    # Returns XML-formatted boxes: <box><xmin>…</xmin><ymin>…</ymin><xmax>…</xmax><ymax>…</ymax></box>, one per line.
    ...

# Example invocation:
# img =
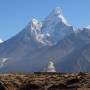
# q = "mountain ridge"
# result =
<box><xmin>0</xmin><ymin>7</ymin><xmax>90</xmax><ymax>72</ymax></box>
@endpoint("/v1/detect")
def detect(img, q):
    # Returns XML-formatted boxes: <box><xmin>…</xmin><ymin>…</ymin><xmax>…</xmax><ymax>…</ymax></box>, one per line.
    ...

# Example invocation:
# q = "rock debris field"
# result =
<box><xmin>0</xmin><ymin>72</ymin><xmax>90</xmax><ymax>90</ymax></box>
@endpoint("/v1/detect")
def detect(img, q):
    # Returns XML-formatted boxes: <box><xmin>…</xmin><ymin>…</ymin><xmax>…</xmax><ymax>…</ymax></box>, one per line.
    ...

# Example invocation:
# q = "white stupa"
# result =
<box><xmin>47</xmin><ymin>61</ymin><xmax>56</xmax><ymax>72</ymax></box>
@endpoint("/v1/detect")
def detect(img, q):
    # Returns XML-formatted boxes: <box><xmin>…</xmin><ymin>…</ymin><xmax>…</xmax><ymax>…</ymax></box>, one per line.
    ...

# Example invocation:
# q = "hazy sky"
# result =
<box><xmin>0</xmin><ymin>0</ymin><xmax>90</xmax><ymax>40</ymax></box>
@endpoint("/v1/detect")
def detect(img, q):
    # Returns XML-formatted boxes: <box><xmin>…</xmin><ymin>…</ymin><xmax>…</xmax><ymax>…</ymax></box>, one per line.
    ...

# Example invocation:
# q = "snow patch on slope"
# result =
<box><xmin>0</xmin><ymin>58</ymin><xmax>8</xmax><ymax>68</ymax></box>
<box><xmin>0</xmin><ymin>39</ymin><xmax>3</xmax><ymax>43</ymax></box>
<box><xmin>85</xmin><ymin>25</ymin><xmax>90</xmax><ymax>29</ymax></box>
<box><xmin>31</xmin><ymin>18</ymin><xmax>53</xmax><ymax>46</ymax></box>
<box><xmin>31</xmin><ymin>18</ymin><xmax>42</xmax><ymax>30</ymax></box>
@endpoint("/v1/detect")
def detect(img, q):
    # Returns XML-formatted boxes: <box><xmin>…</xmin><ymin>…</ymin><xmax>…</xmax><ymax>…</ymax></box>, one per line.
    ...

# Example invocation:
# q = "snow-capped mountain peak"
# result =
<box><xmin>0</xmin><ymin>7</ymin><xmax>90</xmax><ymax>73</ymax></box>
<box><xmin>45</xmin><ymin>7</ymin><xmax>70</xmax><ymax>26</ymax></box>
<box><xmin>51</xmin><ymin>7</ymin><xmax>63</xmax><ymax>16</ymax></box>
<box><xmin>26</xmin><ymin>7</ymin><xmax>74</xmax><ymax>46</ymax></box>
<box><xmin>23</xmin><ymin>7</ymin><xmax>73</xmax><ymax>46</ymax></box>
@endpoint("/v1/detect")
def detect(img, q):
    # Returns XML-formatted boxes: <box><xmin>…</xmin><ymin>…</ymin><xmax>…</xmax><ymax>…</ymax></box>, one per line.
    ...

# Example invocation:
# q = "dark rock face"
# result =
<box><xmin>48</xmin><ymin>84</ymin><xmax>67</xmax><ymax>90</ymax></box>
<box><xmin>0</xmin><ymin>81</ymin><xmax>5</xmax><ymax>90</ymax></box>
<box><xmin>20</xmin><ymin>83</ymin><xmax>42</xmax><ymax>90</ymax></box>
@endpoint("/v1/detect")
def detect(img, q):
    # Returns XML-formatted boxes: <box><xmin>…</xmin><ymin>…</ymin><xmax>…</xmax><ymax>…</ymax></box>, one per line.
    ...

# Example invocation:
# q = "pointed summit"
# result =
<box><xmin>45</xmin><ymin>7</ymin><xmax>70</xmax><ymax>26</ymax></box>
<box><xmin>51</xmin><ymin>7</ymin><xmax>63</xmax><ymax>16</ymax></box>
<box><xmin>47</xmin><ymin>7</ymin><xmax>63</xmax><ymax>18</ymax></box>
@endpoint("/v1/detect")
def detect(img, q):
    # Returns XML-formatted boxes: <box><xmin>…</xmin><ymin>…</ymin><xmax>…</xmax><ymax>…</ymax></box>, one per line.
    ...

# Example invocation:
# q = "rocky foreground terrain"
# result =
<box><xmin>0</xmin><ymin>72</ymin><xmax>90</xmax><ymax>90</ymax></box>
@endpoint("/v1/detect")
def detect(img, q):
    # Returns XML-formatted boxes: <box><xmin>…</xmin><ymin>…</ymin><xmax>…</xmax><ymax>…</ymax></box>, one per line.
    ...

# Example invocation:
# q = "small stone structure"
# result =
<box><xmin>47</xmin><ymin>61</ymin><xmax>56</xmax><ymax>72</ymax></box>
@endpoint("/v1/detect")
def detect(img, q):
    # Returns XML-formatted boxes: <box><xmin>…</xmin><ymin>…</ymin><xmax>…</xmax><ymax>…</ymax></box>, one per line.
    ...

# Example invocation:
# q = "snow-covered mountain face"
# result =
<box><xmin>0</xmin><ymin>39</ymin><xmax>3</xmax><ymax>43</ymax></box>
<box><xmin>85</xmin><ymin>25</ymin><xmax>90</xmax><ymax>29</ymax></box>
<box><xmin>0</xmin><ymin>7</ymin><xmax>90</xmax><ymax>72</ymax></box>
<box><xmin>27</xmin><ymin>7</ymin><xmax>74</xmax><ymax>46</ymax></box>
